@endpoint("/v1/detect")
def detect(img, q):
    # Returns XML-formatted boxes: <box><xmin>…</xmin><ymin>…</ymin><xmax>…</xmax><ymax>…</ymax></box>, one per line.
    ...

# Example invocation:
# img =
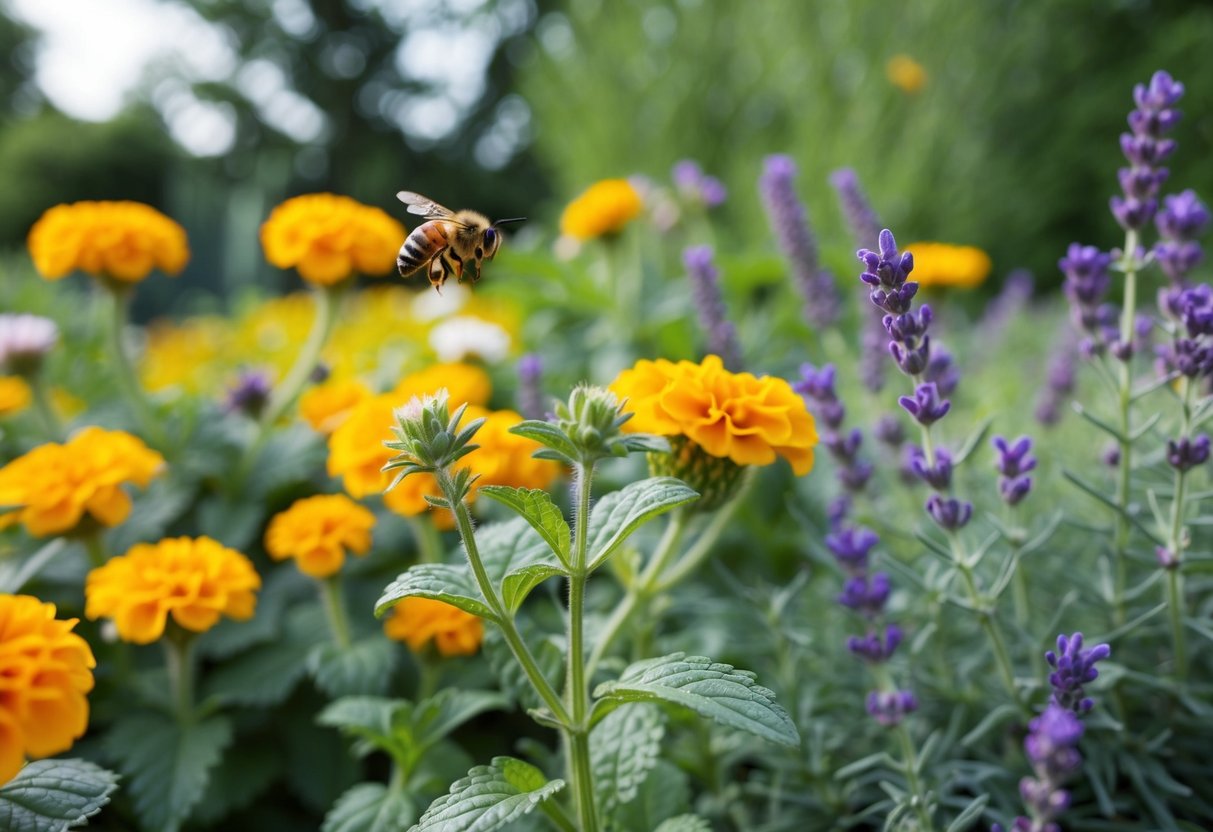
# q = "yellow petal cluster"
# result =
<box><xmin>265</xmin><ymin>494</ymin><xmax>376</xmax><ymax>579</ymax></box>
<box><xmin>559</xmin><ymin>179</ymin><xmax>643</xmax><ymax>241</ymax></box>
<box><xmin>886</xmin><ymin>54</ymin><xmax>928</xmax><ymax>94</ymax></box>
<box><xmin>610</xmin><ymin>354</ymin><xmax>818</xmax><ymax>475</ymax></box>
<box><xmin>392</xmin><ymin>362</ymin><xmax>491</xmax><ymax>409</ymax></box>
<box><xmin>383</xmin><ymin>597</ymin><xmax>483</xmax><ymax>657</ymax></box>
<box><xmin>27</xmin><ymin>201</ymin><xmax>189</xmax><ymax>283</ymax></box>
<box><xmin>300</xmin><ymin>378</ymin><xmax>372</xmax><ymax>435</ymax></box>
<box><xmin>0</xmin><ymin>595</ymin><xmax>96</xmax><ymax>785</ymax></box>
<box><xmin>0</xmin><ymin>376</ymin><xmax>31</xmax><ymax>417</ymax></box>
<box><xmin>0</xmin><ymin>427</ymin><xmax>164</xmax><ymax>537</ymax></box>
<box><xmin>903</xmin><ymin>242</ymin><xmax>992</xmax><ymax>289</ymax></box>
<box><xmin>260</xmin><ymin>193</ymin><xmax>406</xmax><ymax>286</ymax></box>
<box><xmin>461</xmin><ymin>407</ymin><xmax>560</xmax><ymax>493</ymax></box>
<box><xmin>85</xmin><ymin>537</ymin><xmax>261</xmax><ymax>644</ymax></box>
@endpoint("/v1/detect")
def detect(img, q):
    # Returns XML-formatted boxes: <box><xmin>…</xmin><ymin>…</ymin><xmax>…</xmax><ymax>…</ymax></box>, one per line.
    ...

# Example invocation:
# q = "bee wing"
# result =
<box><xmin>396</xmin><ymin>191</ymin><xmax>457</xmax><ymax>220</ymax></box>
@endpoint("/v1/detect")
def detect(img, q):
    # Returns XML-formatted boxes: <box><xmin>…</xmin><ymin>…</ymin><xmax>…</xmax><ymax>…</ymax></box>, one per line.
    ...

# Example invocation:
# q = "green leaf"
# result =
<box><xmin>375</xmin><ymin>563</ymin><xmax>496</xmax><ymax>620</ymax></box>
<box><xmin>476</xmin><ymin>518</ymin><xmax>568</xmax><ymax>613</ymax></box>
<box><xmin>105</xmin><ymin>712</ymin><xmax>233</xmax><ymax>832</ymax></box>
<box><xmin>509</xmin><ymin>421</ymin><xmax>579</xmax><ymax>465</ymax></box>
<box><xmin>590</xmin><ymin>703</ymin><xmax>666</xmax><ymax>814</ymax></box>
<box><xmin>202</xmin><ymin>604</ymin><xmax>324</xmax><ymax>707</ymax></box>
<box><xmin>478</xmin><ymin>486</ymin><xmax>571</xmax><ymax>567</ymax></box>
<box><xmin>310</xmin><ymin>636</ymin><xmax>398</xmax><ymax>698</ymax></box>
<box><xmin>593</xmin><ymin>653</ymin><xmax>800</xmax><ymax>748</ymax></box>
<box><xmin>410</xmin><ymin>757</ymin><xmax>565</xmax><ymax>832</ymax></box>
<box><xmin>586</xmin><ymin>478</ymin><xmax>699</xmax><ymax>570</ymax></box>
<box><xmin>0</xmin><ymin>539</ymin><xmax>67</xmax><ymax>594</ymax></box>
<box><xmin>945</xmin><ymin>794</ymin><xmax>990</xmax><ymax>832</ymax></box>
<box><xmin>610</xmin><ymin>760</ymin><xmax>689</xmax><ymax>831</ymax></box>
<box><xmin>0</xmin><ymin>759</ymin><xmax>119</xmax><ymax>832</ymax></box>
<box><xmin>411</xmin><ymin>689</ymin><xmax>511</xmax><ymax>750</ymax></box>
<box><xmin>323</xmin><ymin>783</ymin><xmax>417</xmax><ymax>832</ymax></box>
<box><xmin>319</xmin><ymin>696</ymin><xmax>413</xmax><ymax>765</ymax></box>
<box><xmin>654</xmin><ymin>815</ymin><xmax>713</xmax><ymax>832</ymax></box>
<box><xmin>192</xmin><ymin>743</ymin><xmax>283</xmax><ymax>826</ymax></box>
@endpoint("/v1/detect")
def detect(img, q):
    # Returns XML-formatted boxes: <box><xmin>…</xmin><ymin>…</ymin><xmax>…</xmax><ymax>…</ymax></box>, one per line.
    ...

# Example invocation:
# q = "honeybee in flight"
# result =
<box><xmin>395</xmin><ymin>191</ymin><xmax>525</xmax><ymax>291</ymax></box>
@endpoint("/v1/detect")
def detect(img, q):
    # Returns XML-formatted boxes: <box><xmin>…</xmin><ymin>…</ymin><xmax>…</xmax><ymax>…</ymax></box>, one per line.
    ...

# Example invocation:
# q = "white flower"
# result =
<box><xmin>428</xmin><ymin>316</ymin><xmax>511</xmax><ymax>363</ymax></box>
<box><xmin>411</xmin><ymin>283</ymin><xmax>469</xmax><ymax>321</ymax></box>
<box><xmin>0</xmin><ymin>314</ymin><xmax>59</xmax><ymax>370</ymax></box>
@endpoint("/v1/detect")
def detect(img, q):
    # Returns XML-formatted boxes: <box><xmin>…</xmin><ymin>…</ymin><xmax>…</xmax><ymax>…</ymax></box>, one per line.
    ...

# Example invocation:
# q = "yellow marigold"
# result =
<box><xmin>0</xmin><ymin>595</ymin><xmax>96</xmax><ymax>786</ymax></box>
<box><xmin>260</xmin><ymin>193</ymin><xmax>406</xmax><ymax>286</ymax></box>
<box><xmin>383</xmin><ymin>597</ymin><xmax>483</xmax><ymax>657</ymax></box>
<box><xmin>27</xmin><ymin>201</ymin><xmax>189</xmax><ymax>283</ymax></box>
<box><xmin>85</xmin><ymin>537</ymin><xmax>260</xmax><ymax>644</ymax></box>
<box><xmin>265</xmin><ymin>494</ymin><xmax>375</xmax><ymax>579</ymax></box>
<box><xmin>140</xmin><ymin>317</ymin><xmax>229</xmax><ymax>394</ymax></box>
<box><xmin>300</xmin><ymin>378</ymin><xmax>372</xmax><ymax>434</ymax></box>
<box><xmin>462</xmin><ymin>408</ymin><xmax>560</xmax><ymax>492</ymax></box>
<box><xmin>327</xmin><ymin>394</ymin><xmax>444</xmax><ymax>517</ymax></box>
<box><xmin>610</xmin><ymin>354</ymin><xmax>818</xmax><ymax>475</ymax></box>
<box><xmin>0</xmin><ymin>376</ymin><xmax>30</xmax><ymax>417</ymax></box>
<box><xmin>559</xmin><ymin>179</ymin><xmax>643</xmax><ymax>241</ymax></box>
<box><xmin>903</xmin><ymin>242</ymin><xmax>992</xmax><ymax>289</ymax></box>
<box><xmin>886</xmin><ymin>54</ymin><xmax>928</xmax><ymax>94</ymax></box>
<box><xmin>392</xmin><ymin>362</ymin><xmax>491</xmax><ymax>409</ymax></box>
<box><xmin>0</xmin><ymin>427</ymin><xmax>164</xmax><ymax>537</ymax></box>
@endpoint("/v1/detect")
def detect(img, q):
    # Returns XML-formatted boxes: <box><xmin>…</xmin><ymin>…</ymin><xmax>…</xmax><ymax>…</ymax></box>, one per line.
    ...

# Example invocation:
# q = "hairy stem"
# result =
<box><xmin>1111</xmin><ymin>228</ymin><xmax>1140</xmax><ymax>626</ymax></box>
<box><xmin>565</xmin><ymin>463</ymin><xmax>599</xmax><ymax>832</ymax></box>
<box><xmin>319</xmin><ymin>575</ymin><xmax>354</xmax><ymax>649</ymax></box>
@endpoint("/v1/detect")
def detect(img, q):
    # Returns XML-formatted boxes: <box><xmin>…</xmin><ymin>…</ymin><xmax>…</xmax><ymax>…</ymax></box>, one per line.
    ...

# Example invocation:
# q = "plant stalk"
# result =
<box><xmin>260</xmin><ymin>284</ymin><xmax>341</xmax><ymax>430</ymax></box>
<box><xmin>28</xmin><ymin>370</ymin><xmax>64</xmax><ymax>440</ymax></box>
<box><xmin>319</xmin><ymin>575</ymin><xmax>354</xmax><ymax>649</ymax></box>
<box><xmin>164</xmin><ymin>629</ymin><xmax>196</xmax><ymax>724</ymax></box>
<box><xmin>1111</xmin><ymin>228</ymin><xmax>1140</xmax><ymax>626</ymax></box>
<box><xmin>105</xmin><ymin>284</ymin><xmax>166</xmax><ymax>447</ymax></box>
<box><xmin>565</xmin><ymin>463</ymin><xmax>599</xmax><ymax>832</ymax></box>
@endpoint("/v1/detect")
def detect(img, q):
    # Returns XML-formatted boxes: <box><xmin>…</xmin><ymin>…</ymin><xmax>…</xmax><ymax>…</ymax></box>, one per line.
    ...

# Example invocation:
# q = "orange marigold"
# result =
<box><xmin>260</xmin><ymin>193</ymin><xmax>406</xmax><ymax>286</ymax></box>
<box><xmin>392</xmin><ymin>362</ymin><xmax>491</xmax><ymax>409</ymax></box>
<box><xmin>610</xmin><ymin>354</ymin><xmax>818</xmax><ymax>475</ymax></box>
<box><xmin>0</xmin><ymin>376</ymin><xmax>30</xmax><ymax>417</ymax></box>
<box><xmin>902</xmin><ymin>242</ymin><xmax>992</xmax><ymax>289</ymax></box>
<box><xmin>383</xmin><ymin>597</ymin><xmax>483</xmax><ymax>657</ymax></box>
<box><xmin>0</xmin><ymin>595</ymin><xmax>96</xmax><ymax>786</ymax></box>
<box><xmin>559</xmin><ymin>179</ymin><xmax>643</xmax><ymax>241</ymax></box>
<box><xmin>85</xmin><ymin>537</ymin><xmax>260</xmax><ymax>644</ymax></box>
<box><xmin>27</xmin><ymin>201</ymin><xmax>189</xmax><ymax>283</ymax></box>
<box><xmin>462</xmin><ymin>407</ymin><xmax>560</xmax><ymax>492</ymax></box>
<box><xmin>265</xmin><ymin>494</ymin><xmax>375</xmax><ymax>579</ymax></box>
<box><xmin>0</xmin><ymin>427</ymin><xmax>164</xmax><ymax>537</ymax></box>
<box><xmin>300</xmin><ymin>378</ymin><xmax>372</xmax><ymax>435</ymax></box>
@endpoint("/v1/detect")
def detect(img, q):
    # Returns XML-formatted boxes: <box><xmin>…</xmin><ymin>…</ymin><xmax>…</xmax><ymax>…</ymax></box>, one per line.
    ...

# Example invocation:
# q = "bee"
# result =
<box><xmin>395</xmin><ymin>191</ymin><xmax>525</xmax><ymax>291</ymax></box>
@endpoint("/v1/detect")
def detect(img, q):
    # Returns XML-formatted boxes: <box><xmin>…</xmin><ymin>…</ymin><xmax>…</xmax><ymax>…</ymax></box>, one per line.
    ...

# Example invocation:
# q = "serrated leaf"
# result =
<box><xmin>412</xmin><ymin>689</ymin><xmax>511</xmax><ymax>750</ymax></box>
<box><xmin>318</xmin><ymin>696</ymin><xmax>412</xmax><ymax>762</ymax></box>
<box><xmin>202</xmin><ymin>604</ymin><xmax>324</xmax><ymax>707</ymax></box>
<box><xmin>197</xmin><ymin>566</ymin><xmax>312</xmax><ymax>660</ymax></box>
<box><xmin>586</xmin><ymin>478</ymin><xmax>699</xmax><ymax>570</ymax></box>
<box><xmin>476</xmin><ymin>518</ymin><xmax>567</xmax><ymax>613</ymax></box>
<box><xmin>0</xmin><ymin>758</ymin><xmax>119</xmax><ymax>832</ymax></box>
<box><xmin>478</xmin><ymin>486</ymin><xmax>571</xmax><ymax>566</ymax></box>
<box><xmin>410</xmin><ymin>756</ymin><xmax>565</xmax><ymax>832</ymax></box>
<box><xmin>654</xmin><ymin>815</ymin><xmax>712</xmax><ymax>832</ymax></box>
<box><xmin>105</xmin><ymin>712</ymin><xmax>233</xmax><ymax>832</ymax></box>
<box><xmin>593</xmin><ymin>653</ymin><xmax>799</xmax><ymax>748</ymax></box>
<box><xmin>590</xmin><ymin>703</ymin><xmax>666</xmax><ymax>814</ymax></box>
<box><xmin>323</xmin><ymin>783</ymin><xmax>417</xmax><ymax>832</ymax></box>
<box><xmin>310</xmin><ymin>636</ymin><xmax>398</xmax><ymax>698</ymax></box>
<box><xmin>375</xmin><ymin>563</ymin><xmax>496</xmax><ymax>620</ymax></box>
<box><xmin>610</xmin><ymin>760</ymin><xmax>689</xmax><ymax>832</ymax></box>
<box><xmin>509</xmin><ymin>422</ymin><xmax>580</xmax><ymax>464</ymax></box>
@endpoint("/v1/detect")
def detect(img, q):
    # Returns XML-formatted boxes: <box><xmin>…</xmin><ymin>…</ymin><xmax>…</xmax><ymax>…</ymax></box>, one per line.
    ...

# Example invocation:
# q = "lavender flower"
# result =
<box><xmin>1016</xmin><ymin>705</ymin><xmax>1085</xmax><ymax>831</ymax></box>
<box><xmin>1111</xmin><ymin>70</ymin><xmax>1184</xmax><ymax>232</ymax></box>
<box><xmin>847</xmin><ymin>624</ymin><xmax>903</xmax><ymax>663</ymax></box>
<box><xmin>684</xmin><ymin>246</ymin><xmax>742</xmax><ymax>370</ymax></box>
<box><xmin>760</xmin><ymin>154</ymin><xmax>840</xmax><ymax>328</ymax></box>
<box><xmin>926</xmin><ymin>495</ymin><xmax>973</xmax><ymax>531</ymax></box>
<box><xmin>859</xmin><ymin>229</ymin><xmax>917</xmax><ymax>315</ymax></box>
<box><xmin>796</xmin><ymin>363</ymin><xmax>871</xmax><ymax>492</ymax></box>
<box><xmin>224</xmin><ymin>368</ymin><xmax>273</xmax><ymax>418</ymax></box>
<box><xmin>1157</xmin><ymin>284</ymin><xmax>1213</xmax><ymax>378</ymax></box>
<box><xmin>672</xmin><ymin>159</ymin><xmax>727</xmax><ymax>208</ymax></box>
<box><xmin>980</xmin><ymin>270</ymin><xmax>1034</xmax><ymax>343</ymax></box>
<box><xmin>515</xmin><ymin>353</ymin><xmax>546</xmax><ymax>420</ymax></box>
<box><xmin>866</xmin><ymin>689</ymin><xmax>918</xmax><ymax>727</ymax></box>
<box><xmin>1046</xmin><ymin>632</ymin><xmax>1111</xmax><ymax>714</ymax></box>
<box><xmin>859</xmin><ymin>314</ymin><xmax>889</xmax><ymax>392</ymax></box>
<box><xmin>0</xmin><ymin>313</ymin><xmax>59</xmax><ymax>375</ymax></box>
<box><xmin>830</xmin><ymin>169</ymin><xmax>888</xmax><ymax>392</ymax></box>
<box><xmin>826</xmin><ymin>525</ymin><xmax>879</xmax><ymax>574</ymax></box>
<box><xmin>1154</xmin><ymin>189</ymin><xmax>1209</xmax><ymax>284</ymax></box>
<box><xmin>874</xmin><ymin>414</ymin><xmax>905</xmax><ymax>447</ymax></box>
<box><xmin>993</xmin><ymin>435</ymin><xmax>1036</xmax><ymax>506</ymax></box>
<box><xmin>908</xmin><ymin>445</ymin><xmax>953</xmax><ymax>490</ymax></box>
<box><xmin>899</xmin><ymin>382</ymin><xmax>950</xmax><ymax>426</ymax></box>
<box><xmin>794</xmin><ymin>363</ymin><xmax>845</xmax><ymax>429</ymax></box>
<box><xmin>923</xmin><ymin>344</ymin><xmax>960</xmax><ymax>397</ymax></box>
<box><xmin>1166</xmin><ymin>434</ymin><xmax>1210</xmax><ymax>471</ymax></box>
<box><xmin>1059</xmin><ymin>243</ymin><xmax>1114</xmax><ymax>352</ymax></box>
<box><xmin>838</xmin><ymin>572</ymin><xmax>891</xmax><ymax>617</ymax></box>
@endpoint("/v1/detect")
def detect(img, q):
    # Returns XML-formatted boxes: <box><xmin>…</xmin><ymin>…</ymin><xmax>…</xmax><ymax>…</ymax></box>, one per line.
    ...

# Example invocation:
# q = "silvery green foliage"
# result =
<box><xmin>0</xmin><ymin>760</ymin><xmax>118</xmax><ymax>832</ymax></box>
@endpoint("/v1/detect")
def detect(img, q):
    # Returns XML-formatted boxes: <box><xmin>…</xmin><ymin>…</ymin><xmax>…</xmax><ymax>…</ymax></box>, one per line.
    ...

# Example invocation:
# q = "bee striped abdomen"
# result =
<box><xmin>396</xmin><ymin>221</ymin><xmax>449</xmax><ymax>276</ymax></box>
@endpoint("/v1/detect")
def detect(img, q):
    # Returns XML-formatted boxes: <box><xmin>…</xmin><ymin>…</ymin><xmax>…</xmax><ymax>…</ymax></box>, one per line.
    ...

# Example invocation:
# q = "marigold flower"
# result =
<box><xmin>392</xmin><ymin>362</ymin><xmax>491</xmax><ymax>409</ymax></box>
<box><xmin>28</xmin><ymin>201</ymin><xmax>189</xmax><ymax>283</ymax></box>
<box><xmin>383</xmin><ymin>597</ymin><xmax>483</xmax><ymax>657</ymax></box>
<box><xmin>462</xmin><ymin>407</ymin><xmax>560</xmax><ymax>492</ymax></box>
<box><xmin>0</xmin><ymin>595</ymin><xmax>96</xmax><ymax>786</ymax></box>
<box><xmin>85</xmin><ymin>537</ymin><xmax>260</xmax><ymax>644</ymax></box>
<box><xmin>300</xmin><ymin>378</ymin><xmax>372</xmax><ymax>434</ymax></box>
<box><xmin>559</xmin><ymin>179</ymin><xmax>643</xmax><ymax>241</ymax></box>
<box><xmin>260</xmin><ymin>193</ymin><xmax>406</xmax><ymax>286</ymax></box>
<box><xmin>265</xmin><ymin>494</ymin><xmax>375</xmax><ymax>579</ymax></box>
<box><xmin>886</xmin><ymin>54</ymin><xmax>928</xmax><ymax>94</ymax></box>
<box><xmin>610</xmin><ymin>354</ymin><xmax>818</xmax><ymax>475</ymax></box>
<box><xmin>0</xmin><ymin>427</ymin><xmax>164</xmax><ymax>537</ymax></box>
<box><xmin>0</xmin><ymin>376</ymin><xmax>30</xmax><ymax>417</ymax></box>
<box><xmin>902</xmin><ymin>242</ymin><xmax>992</xmax><ymax>289</ymax></box>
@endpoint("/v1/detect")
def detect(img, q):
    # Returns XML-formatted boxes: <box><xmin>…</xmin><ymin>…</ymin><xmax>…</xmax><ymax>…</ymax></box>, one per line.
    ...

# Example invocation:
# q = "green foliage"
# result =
<box><xmin>590</xmin><ymin>703</ymin><xmax>667</xmax><ymax>814</ymax></box>
<box><xmin>586</xmin><ymin>477</ymin><xmax>699</xmax><ymax>569</ymax></box>
<box><xmin>323</xmin><ymin>783</ymin><xmax>418</xmax><ymax>832</ymax></box>
<box><xmin>376</xmin><ymin>564</ymin><xmax>497</xmax><ymax>621</ymax></box>
<box><xmin>310</xmin><ymin>636</ymin><xmax>399</xmax><ymax>698</ymax></box>
<box><xmin>0</xmin><ymin>759</ymin><xmax>118</xmax><ymax>832</ymax></box>
<box><xmin>479</xmin><ymin>486</ymin><xmax>572</xmax><ymax>567</ymax></box>
<box><xmin>409</xmin><ymin>757</ymin><xmax>565</xmax><ymax>832</ymax></box>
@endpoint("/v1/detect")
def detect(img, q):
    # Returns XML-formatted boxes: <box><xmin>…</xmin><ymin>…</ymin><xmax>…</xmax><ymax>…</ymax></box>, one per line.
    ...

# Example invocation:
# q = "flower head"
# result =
<box><xmin>1166</xmin><ymin>434</ymin><xmax>1210</xmax><ymax>471</ymax></box>
<box><xmin>898</xmin><ymin>382</ymin><xmax>950</xmax><ymax>426</ymax></box>
<box><xmin>902</xmin><ymin>242</ymin><xmax>991</xmax><ymax>289</ymax></box>
<box><xmin>223</xmin><ymin>368</ymin><xmax>273</xmax><ymax>418</ymax></box>
<box><xmin>300</xmin><ymin>378</ymin><xmax>372</xmax><ymax>435</ymax></box>
<box><xmin>393</xmin><ymin>362</ymin><xmax>491</xmax><ymax>410</ymax></box>
<box><xmin>0</xmin><ymin>314</ymin><xmax>59</xmax><ymax>376</ymax></box>
<box><xmin>925</xmin><ymin>494</ymin><xmax>972</xmax><ymax>530</ymax></box>
<box><xmin>1046</xmin><ymin>632</ymin><xmax>1111</xmax><ymax>714</ymax></box>
<box><xmin>993</xmin><ymin>435</ymin><xmax>1037</xmax><ymax>506</ymax></box>
<box><xmin>1112</xmin><ymin>70</ymin><xmax>1184</xmax><ymax>232</ymax></box>
<box><xmin>0</xmin><ymin>428</ymin><xmax>164</xmax><ymax>537</ymax></box>
<box><xmin>672</xmin><ymin>160</ymin><xmax>727</xmax><ymax>208</ymax></box>
<box><xmin>86</xmin><ymin>537</ymin><xmax>260</xmax><ymax>644</ymax></box>
<box><xmin>826</xmin><ymin>525</ymin><xmax>879</xmax><ymax>574</ymax></box>
<box><xmin>886</xmin><ymin>54</ymin><xmax>927</xmax><ymax>93</ymax></box>
<box><xmin>265</xmin><ymin>494</ymin><xmax>376</xmax><ymax>579</ymax></box>
<box><xmin>684</xmin><ymin>246</ymin><xmax>742</xmax><ymax>370</ymax></box>
<box><xmin>0</xmin><ymin>377</ymin><xmax>30</xmax><ymax>417</ymax></box>
<box><xmin>28</xmin><ymin>201</ymin><xmax>189</xmax><ymax>283</ymax></box>
<box><xmin>462</xmin><ymin>407</ymin><xmax>560</xmax><ymax>491</ymax></box>
<box><xmin>0</xmin><ymin>595</ymin><xmax>96</xmax><ymax>785</ymax></box>
<box><xmin>260</xmin><ymin>193</ymin><xmax>406</xmax><ymax>286</ymax></box>
<box><xmin>610</xmin><ymin>355</ymin><xmax>817</xmax><ymax>475</ymax></box>
<box><xmin>559</xmin><ymin>179</ymin><xmax>643</xmax><ymax>241</ymax></box>
<box><xmin>866</xmin><ymin>689</ymin><xmax>918</xmax><ymax>727</ymax></box>
<box><xmin>429</xmin><ymin>316</ymin><xmax>511</xmax><ymax>363</ymax></box>
<box><xmin>515</xmin><ymin>353</ymin><xmax>546</xmax><ymax>420</ymax></box>
<box><xmin>847</xmin><ymin>624</ymin><xmax>902</xmax><ymax>663</ymax></box>
<box><xmin>384</xmin><ymin>597</ymin><xmax>483</xmax><ymax>657</ymax></box>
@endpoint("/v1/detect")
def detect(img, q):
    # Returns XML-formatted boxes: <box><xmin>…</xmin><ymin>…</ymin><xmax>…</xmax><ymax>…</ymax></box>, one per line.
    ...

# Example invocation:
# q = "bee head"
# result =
<box><xmin>486</xmin><ymin>217</ymin><xmax>525</xmax><ymax>257</ymax></box>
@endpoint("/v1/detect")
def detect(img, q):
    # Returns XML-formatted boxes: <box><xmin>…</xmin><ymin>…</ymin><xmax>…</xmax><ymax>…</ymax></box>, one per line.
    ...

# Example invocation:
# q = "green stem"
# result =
<box><xmin>438</xmin><ymin>469</ymin><xmax>570</xmax><ymax>725</ymax></box>
<box><xmin>164</xmin><ymin>629</ymin><xmax>196</xmax><ymax>723</ymax></box>
<box><xmin>654</xmin><ymin>473</ymin><xmax>752</xmax><ymax>592</ymax></box>
<box><xmin>319</xmin><ymin>575</ymin><xmax>354</xmax><ymax>649</ymax></box>
<box><xmin>893</xmin><ymin>724</ymin><xmax>936</xmax><ymax>832</ymax></box>
<box><xmin>565</xmin><ymin>463</ymin><xmax>599</xmax><ymax>832</ymax></box>
<box><xmin>1163</xmin><ymin>376</ymin><xmax>1193</xmax><ymax>680</ymax></box>
<box><xmin>567</xmin><ymin>730</ymin><xmax>599</xmax><ymax>832</ymax></box>
<box><xmin>408</xmin><ymin>515</ymin><xmax>445</xmax><ymax>564</ymax></box>
<box><xmin>948</xmin><ymin>533</ymin><xmax>1022</xmax><ymax>710</ymax></box>
<box><xmin>1111</xmin><ymin>229</ymin><xmax>1140</xmax><ymax>626</ymax></box>
<box><xmin>417</xmin><ymin>655</ymin><xmax>441</xmax><ymax>701</ymax></box>
<box><xmin>260</xmin><ymin>284</ymin><xmax>341</xmax><ymax>429</ymax></box>
<box><xmin>82</xmin><ymin>532</ymin><xmax>108</xmax><ymax>568</ymax></box>
<box><xmin>27</xmin><ymin>371</ymin><xmax>64</xmax><ymax>440</ymax></box>
<box><xmin>105</xmin><ymin>284</ymin><xmax>166</xmax><ymax>447</ymax></box>
<box><xmin>1167</xmin><ymin>568</ymin><xmax>1187</xmax><ymax>680</ymax></box>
